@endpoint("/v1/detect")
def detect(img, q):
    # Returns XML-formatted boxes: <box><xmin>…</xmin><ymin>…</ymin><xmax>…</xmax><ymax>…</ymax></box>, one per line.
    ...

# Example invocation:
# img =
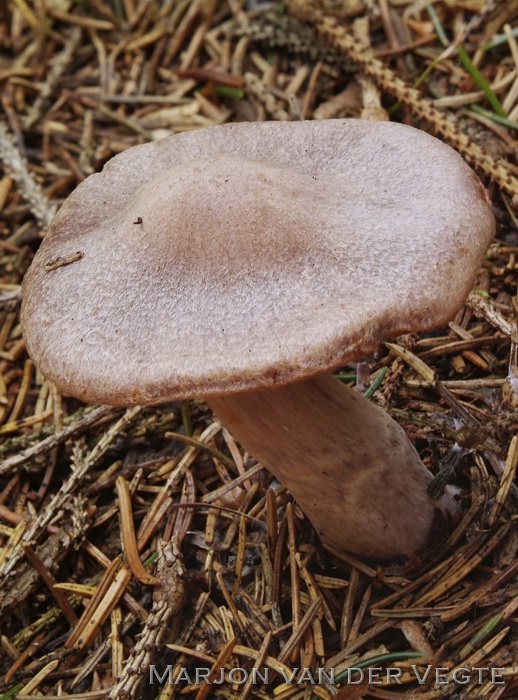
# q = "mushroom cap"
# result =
<box><xmin>21</xmin><ymin>119</ymin><xmax>495</xmax><ymax>405</ymax></box>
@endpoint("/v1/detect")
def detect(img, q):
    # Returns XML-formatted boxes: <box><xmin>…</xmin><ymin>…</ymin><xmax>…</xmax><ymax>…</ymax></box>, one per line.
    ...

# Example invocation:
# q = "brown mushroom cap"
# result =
<box><xmin>21</xmin><ymin>119</ymin><xmax>494</xmax><ymax>405</ymax></box>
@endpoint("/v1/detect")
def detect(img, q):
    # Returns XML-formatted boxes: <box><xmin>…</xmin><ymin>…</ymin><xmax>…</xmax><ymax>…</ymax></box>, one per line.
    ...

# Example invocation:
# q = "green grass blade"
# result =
<box><xmin>469</xmin><ymin>103</ymin><xmax>518</xmax><ymax>130</ymax></box>
<box><xmin>426</xmin><ymin>5</ymin><xmax>506</xmax><ymax>118</ymax></box>
<box><xmin>456</xmin><ymin>45</ymin><xmax>506</xmax><ymax>117</ymax></box>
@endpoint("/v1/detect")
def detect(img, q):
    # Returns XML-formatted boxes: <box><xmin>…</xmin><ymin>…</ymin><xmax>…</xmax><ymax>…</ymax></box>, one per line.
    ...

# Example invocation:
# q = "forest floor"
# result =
<box><xmin>0</xmin><ymin>0</ymin><xmax>517</xmax><ymax>698</ymax></box>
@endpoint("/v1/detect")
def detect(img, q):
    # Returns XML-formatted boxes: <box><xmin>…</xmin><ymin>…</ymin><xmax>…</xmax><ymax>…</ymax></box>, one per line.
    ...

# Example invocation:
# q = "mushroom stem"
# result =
<box><xmin>207</xmin><ymin>373</ymin><xmax>458</xmax><ymax>559</ymax></box>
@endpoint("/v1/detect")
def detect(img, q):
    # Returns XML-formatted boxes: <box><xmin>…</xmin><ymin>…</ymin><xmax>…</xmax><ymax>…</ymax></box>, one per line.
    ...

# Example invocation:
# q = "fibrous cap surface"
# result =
<box><xmin>22</xmin><ymin>119</ymin><xmax>495</xmax><ymax>405</ymax></box>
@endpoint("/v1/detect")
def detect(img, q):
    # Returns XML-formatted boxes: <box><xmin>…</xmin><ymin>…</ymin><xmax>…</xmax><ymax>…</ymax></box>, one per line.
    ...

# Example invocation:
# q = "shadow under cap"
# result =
<box><xmin>21</xmin><ymin>119</ymin><xmax>495</xmax><ymax>406</ymax></box>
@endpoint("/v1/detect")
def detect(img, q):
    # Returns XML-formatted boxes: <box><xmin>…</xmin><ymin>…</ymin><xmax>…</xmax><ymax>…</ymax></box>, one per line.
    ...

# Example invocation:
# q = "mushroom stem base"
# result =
<box><xmin>207</xmin><ymin>373</ymin><xmax>458</xmax><ymax>559</ymax></box>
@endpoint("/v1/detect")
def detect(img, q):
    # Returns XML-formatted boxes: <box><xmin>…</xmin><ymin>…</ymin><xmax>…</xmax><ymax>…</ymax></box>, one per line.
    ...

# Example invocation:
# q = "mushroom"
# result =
<box><xmin>21</xmin><ymin>120</ymin><xmax>495</xmax><ymax>559</ymax></box>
